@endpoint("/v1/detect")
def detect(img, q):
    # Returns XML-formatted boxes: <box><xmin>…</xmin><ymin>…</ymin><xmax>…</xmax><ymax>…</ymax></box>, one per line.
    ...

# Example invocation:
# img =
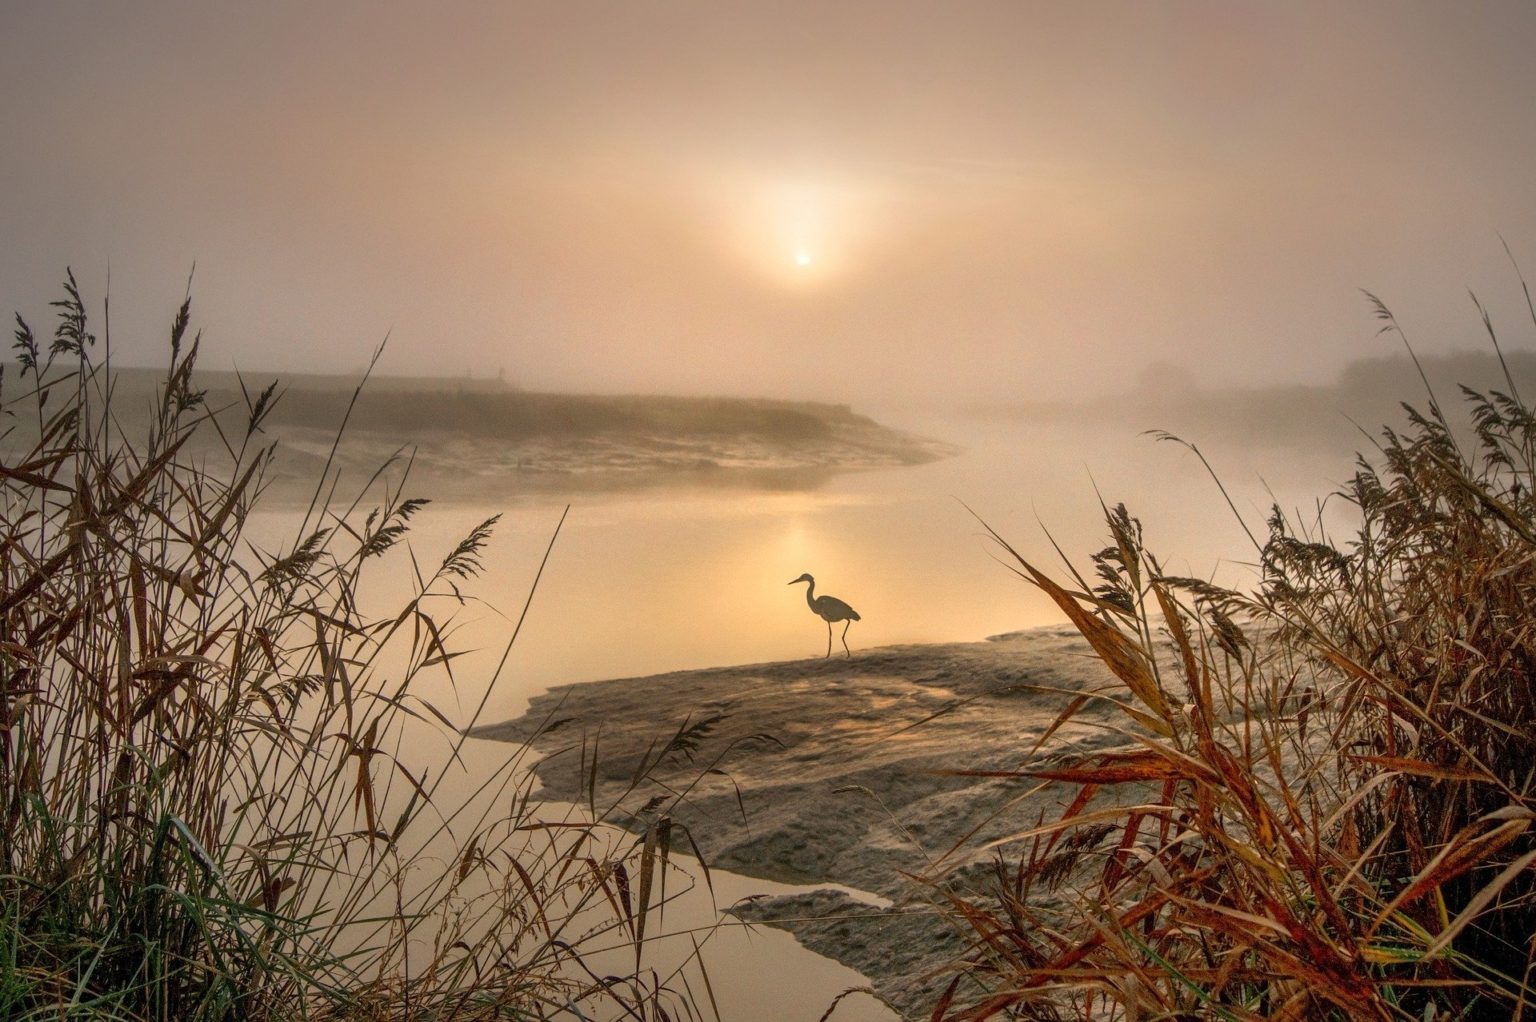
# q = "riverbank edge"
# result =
<box><xmin>471</xmin><ymin>626</ymin><xmax>1122</xmax><ymax>1017</ymax></box>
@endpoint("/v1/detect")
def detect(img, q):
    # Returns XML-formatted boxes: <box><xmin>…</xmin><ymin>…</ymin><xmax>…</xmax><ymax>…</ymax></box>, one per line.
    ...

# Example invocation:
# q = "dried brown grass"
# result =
<box><xmin>925</xmin><ymin>290</ymin><xmax>1536</xmax><ymax>1021</ymax></box>
<box><xmin>0</xmin><ymin>274</ymin><xmax>709</xmax><ymax>1020</ymax></box>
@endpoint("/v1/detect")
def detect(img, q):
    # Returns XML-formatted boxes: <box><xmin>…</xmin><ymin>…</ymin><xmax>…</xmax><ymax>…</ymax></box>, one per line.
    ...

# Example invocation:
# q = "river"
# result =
<box><xmin>246</xmin><ymin>404</ymin><xmax>1358</xmax><ymax>1020</ymax></box>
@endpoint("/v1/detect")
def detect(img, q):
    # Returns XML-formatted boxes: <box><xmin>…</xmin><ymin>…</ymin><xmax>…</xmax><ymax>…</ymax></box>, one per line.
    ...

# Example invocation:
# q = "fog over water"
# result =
<box><xmin>253</xmin><ymin>401</ymin><xmax>1352</xmax><ymax>725</ymax></box>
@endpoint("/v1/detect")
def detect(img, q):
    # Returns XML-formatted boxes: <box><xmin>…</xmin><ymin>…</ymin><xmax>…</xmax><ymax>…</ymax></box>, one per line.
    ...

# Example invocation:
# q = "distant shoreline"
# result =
<box><xmin>258</xmin><ymin>392</ymin><xmax>956</xmax><ymax>498</ymax></box>
<box><xmin>0</xmin><ymin>364</ymin><xmax>958</xmax><ymax>498</ymax></box>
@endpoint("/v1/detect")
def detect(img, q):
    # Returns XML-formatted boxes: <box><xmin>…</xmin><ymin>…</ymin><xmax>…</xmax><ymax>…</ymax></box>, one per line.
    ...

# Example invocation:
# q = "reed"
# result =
<box><xmin>927</xmin><ymin>291</ymin><xmax>1536</xmax><ymax>1020</ymax></box>
<box><xmin>0</xmin><ymin>275</ymin><xmax>701</xmax><ymax>1020</ymax></box>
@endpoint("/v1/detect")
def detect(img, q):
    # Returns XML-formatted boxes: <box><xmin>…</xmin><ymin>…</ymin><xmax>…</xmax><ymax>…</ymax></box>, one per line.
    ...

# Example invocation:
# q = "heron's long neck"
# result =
<box><xmin>803</xmin><ymin>580</ymin><xmax>816</xmax><ymax>608</ymax></box>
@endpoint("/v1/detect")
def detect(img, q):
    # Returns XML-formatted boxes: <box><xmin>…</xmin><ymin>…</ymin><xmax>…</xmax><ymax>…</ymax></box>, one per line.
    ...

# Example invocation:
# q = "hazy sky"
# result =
<box><xmin>5</xmin><ymin>2</ymin><xmax>1536</xmax><ymax>404</ymax></box>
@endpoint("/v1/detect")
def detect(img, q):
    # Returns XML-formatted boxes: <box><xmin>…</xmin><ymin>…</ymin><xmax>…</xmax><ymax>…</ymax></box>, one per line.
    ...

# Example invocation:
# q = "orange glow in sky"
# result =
<box><xmin>4</xmin><ymin>3</ymin><xmax>1536</xmax><ymax>403</ymax></box>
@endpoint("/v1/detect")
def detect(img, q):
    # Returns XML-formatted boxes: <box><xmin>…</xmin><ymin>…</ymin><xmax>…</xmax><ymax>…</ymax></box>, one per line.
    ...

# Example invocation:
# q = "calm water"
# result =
<box><xmin>248</xmin><ymin>407</ymin><xmax>1354</xmax><ymax>1021</ymax></box>
<box><xmin>328</xmin><ymin>408</ymin><xmax>1350</xmax><ymax>720</ymax></box>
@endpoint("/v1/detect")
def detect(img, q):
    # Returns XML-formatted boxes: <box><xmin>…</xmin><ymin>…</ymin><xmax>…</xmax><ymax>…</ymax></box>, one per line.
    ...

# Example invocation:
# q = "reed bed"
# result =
<box><xmin>928</xmin><ymin>294</ymin><xmax>1536</xmax><ymax>1020</ymax></box>
<box><xmin>0</xmin><ymin>275</ymin><xmax>704</xmax><ymax>1021</ymax></box>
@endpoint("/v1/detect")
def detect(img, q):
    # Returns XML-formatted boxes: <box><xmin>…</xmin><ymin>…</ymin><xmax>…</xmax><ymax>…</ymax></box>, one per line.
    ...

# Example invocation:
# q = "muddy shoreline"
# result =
<box><xmin>473</xmin><ymin>626</ymin><xmax>1126</xmax><ymax>1018</ymax></box>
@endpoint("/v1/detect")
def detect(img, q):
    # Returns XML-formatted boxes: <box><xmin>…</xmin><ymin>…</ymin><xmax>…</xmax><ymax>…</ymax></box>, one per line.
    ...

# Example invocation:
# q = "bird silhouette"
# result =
<box><xmin>788</xmin><ymin>573</ymin><xmax>860</xmax><ymax>658</ymax></box>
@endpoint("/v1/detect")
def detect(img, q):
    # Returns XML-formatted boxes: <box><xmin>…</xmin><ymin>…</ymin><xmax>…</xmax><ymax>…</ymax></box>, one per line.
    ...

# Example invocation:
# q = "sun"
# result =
<box><xmin>717</xmin><ymin>175</ymin><xmax>873</xmax><ymax>284</ymax></box>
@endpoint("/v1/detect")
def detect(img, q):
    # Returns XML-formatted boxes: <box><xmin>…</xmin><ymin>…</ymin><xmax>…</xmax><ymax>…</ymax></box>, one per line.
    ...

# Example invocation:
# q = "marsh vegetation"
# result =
<box><xmin>0</xmin><ymin>279</ymin><xmax>717</xmax><ymax>1020</ymax></box>
<box><xmin>918</xmin><ymin>296</ymin><xmax>1536</xmax><ymax>1019</ymax></box>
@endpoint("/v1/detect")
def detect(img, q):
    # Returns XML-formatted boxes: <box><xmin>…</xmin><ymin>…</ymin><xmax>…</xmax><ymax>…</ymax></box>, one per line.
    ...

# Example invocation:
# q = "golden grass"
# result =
<box><xmin>924</xmin><ymin>292</ymin><xmax>1536</xmax><ymax>1020</ymax></box>
<box><xmin>0</xmin><ymin>274</ymin><xmax>708</xmax><ymax>1020</ymax></box>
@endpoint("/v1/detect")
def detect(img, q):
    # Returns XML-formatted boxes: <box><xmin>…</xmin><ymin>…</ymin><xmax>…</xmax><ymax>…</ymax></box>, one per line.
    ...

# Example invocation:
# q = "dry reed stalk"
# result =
<box><xmin>926</xmin><ymin>291</ymin><xmax>1536</xmax><ymax>1021</ymax></box>
<box><xmin>1</xmin><ymin>276</ymin><xmax>710</xmax><ymax>1021</ymax></box>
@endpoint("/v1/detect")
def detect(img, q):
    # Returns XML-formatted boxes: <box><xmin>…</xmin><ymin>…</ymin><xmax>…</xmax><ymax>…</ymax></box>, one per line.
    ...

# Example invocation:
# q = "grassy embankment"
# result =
<box><xmin>49</xmin><ymin>367</ymin><xmax>940</xmax><ymax>500</ymax></box>
<box><xmin>926</xmin><ymin>291</ymin><xmax>1536</xmax><ymax>1019</ymax></box>
<box><xmin>91</xmin><ymin>366</ymin><xmax>863</xmax><ymax>445</ymax></box>
<box><xmin>0</xmin><ymin>276</ymin><xmax>712</xmax><ymax>1020</ymax></box>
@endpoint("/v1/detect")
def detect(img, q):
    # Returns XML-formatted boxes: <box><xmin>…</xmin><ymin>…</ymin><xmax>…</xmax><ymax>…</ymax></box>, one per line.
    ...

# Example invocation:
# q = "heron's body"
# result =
<box><xmin>788</xmin><ymin>573</ymin><xmax>860</xmax><ymax>657</ymax></box>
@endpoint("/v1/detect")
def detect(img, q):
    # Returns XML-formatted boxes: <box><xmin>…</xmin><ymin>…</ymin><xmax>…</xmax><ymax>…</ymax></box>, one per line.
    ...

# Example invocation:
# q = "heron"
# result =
<box><xmin>788</xmin><ymin>573</ymin><xmax>860</xmax><ymax>658</ymax></box>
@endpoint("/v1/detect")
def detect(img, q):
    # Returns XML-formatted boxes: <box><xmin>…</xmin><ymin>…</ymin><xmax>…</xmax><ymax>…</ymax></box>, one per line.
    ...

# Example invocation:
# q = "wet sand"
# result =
<box><xmin>473</xmin><ymin>626</ymin><xmax>1128</xmax><ymax>1018</ymax></box>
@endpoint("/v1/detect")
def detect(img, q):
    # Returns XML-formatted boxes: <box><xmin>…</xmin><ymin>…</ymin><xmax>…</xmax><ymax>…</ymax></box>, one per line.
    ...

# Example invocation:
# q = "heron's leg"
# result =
<box><xmin>825</xmin><ymin>620</ymin><xmax>833</xmax><ymax>658</ymax></box>
<box><xmin>841</xmin><ymin>619</ymin><xmax>852</xmax><ymax>658</ymax></box>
